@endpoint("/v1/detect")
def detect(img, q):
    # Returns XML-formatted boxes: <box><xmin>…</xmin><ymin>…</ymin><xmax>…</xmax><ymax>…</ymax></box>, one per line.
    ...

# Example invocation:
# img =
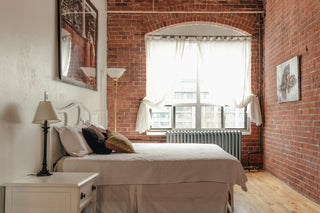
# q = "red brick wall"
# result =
<box><xmin>264</xmin><ymin>0</ymin><xmax>320</xmax><ymax>204</ymax></box>
<box><xmin>107</xmin><ymin>0</ymin><xmax>264</xmax><ymax>165</ymax></box>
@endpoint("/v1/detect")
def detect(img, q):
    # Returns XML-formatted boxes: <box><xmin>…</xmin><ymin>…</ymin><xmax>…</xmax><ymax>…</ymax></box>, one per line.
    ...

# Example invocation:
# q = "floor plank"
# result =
<box><xmin>233</xmin><ymin>170</ymin><xmax>320</xmax><ymax>213</ymax></box>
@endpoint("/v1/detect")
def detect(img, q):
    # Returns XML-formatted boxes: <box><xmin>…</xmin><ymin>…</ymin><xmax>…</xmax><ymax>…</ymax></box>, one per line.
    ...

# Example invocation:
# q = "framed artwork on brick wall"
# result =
<box><xmin>276</xmin><ymin>56</ymin><xmax>300</xmax><ymax>103</ymax></box>
<box><xmin>58</xmin><ymin>0</ymin><xmax>98</xmax><ymax>90</ymax></box>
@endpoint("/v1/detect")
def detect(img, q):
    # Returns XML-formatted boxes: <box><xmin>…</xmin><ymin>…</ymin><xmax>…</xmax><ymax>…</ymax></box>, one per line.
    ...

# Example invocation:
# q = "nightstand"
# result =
<box><xmin>4</xmin><ymin>172</ymin><xmax>99</xmax><ymax>213</ymax></box>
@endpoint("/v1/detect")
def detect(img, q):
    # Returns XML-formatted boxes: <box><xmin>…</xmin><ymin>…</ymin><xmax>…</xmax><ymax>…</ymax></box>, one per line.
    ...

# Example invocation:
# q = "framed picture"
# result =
<box><xmin>58</xmin><ymin>0</ymin><xmax>98</xmax><ymax>90</ymax></box>
<box><xmin>276</xmin><ymin>56</ymin><xmax>300</xmax><ymax>103</ymax></box>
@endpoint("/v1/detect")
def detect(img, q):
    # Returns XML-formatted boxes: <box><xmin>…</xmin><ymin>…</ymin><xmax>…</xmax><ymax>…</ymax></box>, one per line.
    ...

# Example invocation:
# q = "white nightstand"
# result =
<box><xmin>4</xmin><ymin>172</ymin><xmax>99</xmax><ymax>213</ymax></box>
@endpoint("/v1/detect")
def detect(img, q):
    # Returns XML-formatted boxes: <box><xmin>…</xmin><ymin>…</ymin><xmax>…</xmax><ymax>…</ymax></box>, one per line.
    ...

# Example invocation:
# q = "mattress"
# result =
<box><xmin>55</xmin><ymin>143</ymin><xmax>247</xmax><ymax>190</ymax></box>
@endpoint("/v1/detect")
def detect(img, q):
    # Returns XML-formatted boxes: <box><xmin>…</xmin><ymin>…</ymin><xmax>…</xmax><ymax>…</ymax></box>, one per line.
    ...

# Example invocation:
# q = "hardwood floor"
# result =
<box><xmin>233</xmin><ymin>170</ymin><xmax>320</xmax><ymax>213</ymax></box>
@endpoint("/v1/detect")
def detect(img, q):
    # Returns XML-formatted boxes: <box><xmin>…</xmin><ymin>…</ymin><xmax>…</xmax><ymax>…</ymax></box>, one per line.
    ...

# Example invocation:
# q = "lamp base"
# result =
<box><xmin>37</xmin><ymin>169</ymin><xmax>52</xmax><ymax>176</ymax></box>
<box><xmin>37</xmin><ymin>121</ymin><xmax>52</xmax><ymax>177</ymax></box>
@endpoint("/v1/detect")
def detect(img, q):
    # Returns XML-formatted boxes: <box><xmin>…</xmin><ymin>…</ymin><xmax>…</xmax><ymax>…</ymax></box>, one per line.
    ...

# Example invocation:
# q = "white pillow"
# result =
<box><xmin>55</xmin><ymin>125</ymin><xmax>91</xmax><ymax>157</ymax></box>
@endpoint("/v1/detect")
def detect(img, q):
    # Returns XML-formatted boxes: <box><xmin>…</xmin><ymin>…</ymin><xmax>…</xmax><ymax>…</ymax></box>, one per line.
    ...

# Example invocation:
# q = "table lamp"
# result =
<box><xmin>32</xmin><ymin>92</ymin><xmax>61</xmax><ymax>176</ymax></box>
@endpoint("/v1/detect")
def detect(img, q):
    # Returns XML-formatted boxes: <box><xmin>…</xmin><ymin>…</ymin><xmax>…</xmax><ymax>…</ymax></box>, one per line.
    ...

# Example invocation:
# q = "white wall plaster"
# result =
<box><xmin>0</xmin><ymin>0</ymin><xmax>107</xmax><ymax>211</ymax></box>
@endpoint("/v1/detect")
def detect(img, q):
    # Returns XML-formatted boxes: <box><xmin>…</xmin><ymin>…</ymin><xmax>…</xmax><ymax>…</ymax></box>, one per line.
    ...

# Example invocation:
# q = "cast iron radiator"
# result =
<box><xmin>166</xmin><ymin>130</ymin><xmax>242</xmax><ymax>160</ymax></box>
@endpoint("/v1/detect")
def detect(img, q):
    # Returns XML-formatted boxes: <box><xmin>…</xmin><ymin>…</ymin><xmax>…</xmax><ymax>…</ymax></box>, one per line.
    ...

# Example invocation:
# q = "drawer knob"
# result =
<box><xmin>92</xmin><ymin>185</ymin><xmax>97</xmax><ymax>191</ymax></box>
<box><xmin>80</xmin><ymin>192</ymin><xmax>86</xmax><ymax>199</ymax></box>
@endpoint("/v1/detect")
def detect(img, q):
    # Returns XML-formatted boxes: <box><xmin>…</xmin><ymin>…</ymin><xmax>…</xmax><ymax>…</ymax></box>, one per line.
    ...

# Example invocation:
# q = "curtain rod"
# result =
<box><xmin>107</xmin><ymin>10</ymin><xmax>265</xmax><ymax>14</ymax></box>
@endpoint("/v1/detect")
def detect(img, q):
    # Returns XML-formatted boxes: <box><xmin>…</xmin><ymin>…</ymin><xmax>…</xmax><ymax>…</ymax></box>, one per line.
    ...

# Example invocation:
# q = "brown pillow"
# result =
<box><xmin>105</xmin><ymin>130</ymin><xmax>135</xmax><ymax>153</ymax></box>
<box><xmin>82</xmin><ymin>125</ymin><xmax>112</xmax><ymax>154</ymax></box>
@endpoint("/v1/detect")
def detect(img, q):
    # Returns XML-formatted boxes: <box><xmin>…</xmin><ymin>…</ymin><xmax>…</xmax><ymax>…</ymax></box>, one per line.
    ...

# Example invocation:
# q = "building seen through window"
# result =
<box><xmin>151</xmin><ymin>78</ymin><xmax>247</xmax><ymax>130</ymax></box>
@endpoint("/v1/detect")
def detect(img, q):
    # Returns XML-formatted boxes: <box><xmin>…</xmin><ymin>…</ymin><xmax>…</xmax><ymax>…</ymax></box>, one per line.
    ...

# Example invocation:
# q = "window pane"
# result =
<box><xmin>173</xmin><ymin>79</ymin><xmax>197</xmax><ymax>104</ymax></box>
<box><xmin>172</xmin><ymin>43</ymin><xmax>197</xmax><ymax>104</ymax></box>
<box><xmin>151</xmin><ymin>106</ymin><xmax>171</xmax><ymax>129</ymax></box>
<box><xmin>224</xmin><ymin>106</ymin><xmax>246</xmax><ymax>128</ymax></box>
<box><xmin>201</xmin><ymin>106</ymin><xmax>222</xmax><ymax>128</ymax></box>
<box><xmin>175</xmin><ymin>106</ymin><xmax>196</xmax><ymax>129</ymax></box>
<box><xmin>199</xmin><ymin>77</ymin><xmax>212</xmax><ymax>103</ymax></box>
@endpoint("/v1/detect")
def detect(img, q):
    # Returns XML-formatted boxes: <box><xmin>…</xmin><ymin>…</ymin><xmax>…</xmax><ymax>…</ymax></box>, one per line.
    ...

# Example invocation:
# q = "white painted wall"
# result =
<box><xmin>0</xmin><ymin>0</ymin><xmax>107</xmax><ymax>211</ymax></box>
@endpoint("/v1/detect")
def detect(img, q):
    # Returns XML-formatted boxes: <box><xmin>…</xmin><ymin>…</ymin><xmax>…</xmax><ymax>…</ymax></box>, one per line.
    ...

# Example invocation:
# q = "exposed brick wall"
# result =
<box><xmin>106</xmin><ymin>0</ymin><xmax>263</xmax><ymax>12</ymax></box>
<box><xmin>264</xmin><ymin>0</ymin><xmax>320</xmax><ymax>204</ymax></box>
<box><xmin>107</xmin><ymin>0</ymin><xmax>264</xmax><ymax>165</ymax></box>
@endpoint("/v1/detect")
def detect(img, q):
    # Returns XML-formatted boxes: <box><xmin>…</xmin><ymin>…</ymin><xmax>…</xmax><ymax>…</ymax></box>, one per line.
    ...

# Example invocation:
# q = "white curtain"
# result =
<box><xmin>136</xmin><ymin>37</ymin><xmax>262</xmax><ymax>133</ymax></box>
<box><xmin>198</xmin><ymin>39</ymin><xmax>250</xmax><ymax>106</ymax></box>
<box><xmin>135</xmin><ymin>38</ymin><xmax>186</xmax><ymax>132</ymax></box>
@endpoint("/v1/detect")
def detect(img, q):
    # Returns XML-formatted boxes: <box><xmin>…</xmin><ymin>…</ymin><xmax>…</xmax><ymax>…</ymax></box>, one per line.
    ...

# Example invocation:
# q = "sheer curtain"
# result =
<box><xmin>198</xmin><ymin>38</ymin><xmax>262</xmax><ymax>126</ymax></box>
<box><xmin>198</xmin><ymin>39</ymin><xmax>250</xmax><ymax>106</ymax></box>
<box><xmin>136</xmin><ymin>36</ymin><xmax>262</xmax><ymax>133</ymax></box>
<box><xmin>135</xmin><ymin>38</ymin><xmax>186</xmax><ymax>132</ymax></box>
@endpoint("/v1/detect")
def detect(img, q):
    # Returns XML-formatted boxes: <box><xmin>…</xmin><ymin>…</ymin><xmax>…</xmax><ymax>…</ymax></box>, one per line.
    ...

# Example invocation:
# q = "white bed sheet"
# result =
<box><xmin>55</xmin><ymin>143</ymin><xmax>247</xmax><ymax>190</ymax></box>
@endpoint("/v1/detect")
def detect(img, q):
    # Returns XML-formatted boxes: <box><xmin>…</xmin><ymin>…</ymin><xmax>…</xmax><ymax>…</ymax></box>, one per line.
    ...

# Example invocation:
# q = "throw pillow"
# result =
<box><xmin>105</xmin><ymin>130</ymin><xmax>135</xmax><ymax>153</ymax></box>
<box><xmin>55</xmin><ymin>126</ymin><xmax>90</xmax><ymax>157</ymax></box>
<box><xmin>82</xmin><ymin>125</ymin><xmax>112</xmax><ymax>154</ymax></box>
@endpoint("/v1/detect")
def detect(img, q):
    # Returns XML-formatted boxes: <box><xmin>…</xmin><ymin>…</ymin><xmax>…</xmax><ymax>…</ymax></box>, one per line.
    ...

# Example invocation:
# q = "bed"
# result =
<box><xmin>49</xmin><ymin>103</ymin><xmax>247</xmax><ymax>213</ymax></box>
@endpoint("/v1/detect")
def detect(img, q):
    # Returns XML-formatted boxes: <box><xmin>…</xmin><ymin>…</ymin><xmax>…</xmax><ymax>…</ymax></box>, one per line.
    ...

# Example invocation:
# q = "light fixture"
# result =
<box><xmin>32</xmin><ymin>92</ymin><xmax>61</xmax><ymax>176</ymax></box>
<box><xmin>107</xmin><ymin>68</ymin><xmax>126</xmax><ymax>132</ymax></box>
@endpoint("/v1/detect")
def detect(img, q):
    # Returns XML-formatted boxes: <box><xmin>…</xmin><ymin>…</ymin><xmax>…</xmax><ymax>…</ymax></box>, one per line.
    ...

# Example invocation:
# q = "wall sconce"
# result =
<box><xmin>107</xmin><ymin>68</ymin><xmax>126</xmax><ymax>132</ymax></box>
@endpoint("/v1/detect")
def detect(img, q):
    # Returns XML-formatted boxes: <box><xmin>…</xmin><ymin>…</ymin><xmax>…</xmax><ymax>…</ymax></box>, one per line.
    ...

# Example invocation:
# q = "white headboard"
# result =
<box><xmin>48</xmin><ymin>102</ymin><xmax>93</xmax><ymax>171</ymax></box>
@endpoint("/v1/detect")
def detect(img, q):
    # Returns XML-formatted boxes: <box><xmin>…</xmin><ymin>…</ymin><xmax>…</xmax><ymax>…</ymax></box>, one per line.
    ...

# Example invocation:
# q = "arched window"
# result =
<box><xmin>136</xmin><ymin>24</ymin><xmax>261</xmax><ymax>133</ymax></box>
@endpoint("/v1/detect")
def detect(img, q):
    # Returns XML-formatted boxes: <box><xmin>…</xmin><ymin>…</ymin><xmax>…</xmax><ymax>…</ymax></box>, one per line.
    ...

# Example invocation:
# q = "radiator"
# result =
<box><xmin>166</xmin><ymin>130</ymin><xmax>242</xmax><ymax>160</ymax></box>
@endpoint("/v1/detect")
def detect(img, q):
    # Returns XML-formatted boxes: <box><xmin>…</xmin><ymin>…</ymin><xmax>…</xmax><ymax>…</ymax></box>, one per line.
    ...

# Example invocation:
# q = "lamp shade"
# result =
<box><xmin>107</xmin><ymin>68</ymin><xmax>126</xmax><ymax>79</ymax></box>
<box><xmin>32</xmin><ymin>101</ymin><xmax>61</xmax><ymax>124</ymax></box>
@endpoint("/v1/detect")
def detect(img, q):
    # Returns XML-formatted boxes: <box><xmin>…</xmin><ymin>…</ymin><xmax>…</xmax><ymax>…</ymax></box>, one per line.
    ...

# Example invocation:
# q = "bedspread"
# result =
<box><xmin>55</xmin><ymin>143</ymin><xmax>247</xmax><ymax>191</ymax></box>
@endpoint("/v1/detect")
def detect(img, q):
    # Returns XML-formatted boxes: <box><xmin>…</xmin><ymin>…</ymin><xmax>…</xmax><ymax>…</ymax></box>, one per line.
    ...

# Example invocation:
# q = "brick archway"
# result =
<box><xmin>143</xmin><ymin>13</ymin><xmax>256</xmax><ymax>36</ymax></box>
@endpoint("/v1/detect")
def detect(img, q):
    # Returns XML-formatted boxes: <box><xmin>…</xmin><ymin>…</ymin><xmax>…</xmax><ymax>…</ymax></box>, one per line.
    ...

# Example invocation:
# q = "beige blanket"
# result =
<box><xmin>56</xmin><ymin>143</ymin><xmax>247</xmax><ymax>191</ymax></box>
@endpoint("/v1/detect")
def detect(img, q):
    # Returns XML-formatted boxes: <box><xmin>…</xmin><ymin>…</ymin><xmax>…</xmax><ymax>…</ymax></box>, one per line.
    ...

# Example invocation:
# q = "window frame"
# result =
<box><xmin>149</xmin><ymin>104</ymin><xmax>248</xmax><ymax>132</ymax></box>
<box><xmin>146</xmin><ymin>29</ymin><xmax>251</xmax><ymax>134</ymax></box>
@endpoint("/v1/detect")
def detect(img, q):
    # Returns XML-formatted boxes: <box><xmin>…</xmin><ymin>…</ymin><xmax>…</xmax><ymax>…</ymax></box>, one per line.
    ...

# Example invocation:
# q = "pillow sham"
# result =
<box><xmin>82</xmin><ymin>125</ymin><xmax>112</xmax><ymax>154</ymax></box>
<box><xmin>55</xmin><ymin>125</ymin><xmax>91</xmax><ymax>157</ymax></box>
<box><xmin>105</xmin><ymin>130</ymin><xmax>135</xmax><ymax>153</ymax></box>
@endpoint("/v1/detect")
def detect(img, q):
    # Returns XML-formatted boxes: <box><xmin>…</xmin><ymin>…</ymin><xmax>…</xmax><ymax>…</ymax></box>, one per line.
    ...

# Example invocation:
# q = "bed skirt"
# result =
<box><xmin>96</xmin><ymin>182</ymin><xmax>230</xmax><ymax>213</ymax></box>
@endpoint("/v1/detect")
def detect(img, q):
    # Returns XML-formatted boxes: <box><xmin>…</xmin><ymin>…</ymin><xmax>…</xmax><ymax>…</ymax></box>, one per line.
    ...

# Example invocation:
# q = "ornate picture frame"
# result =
<box><xmin>276</xmin><ymin>56</ymin><xmax>300</xmax><ymax>103</ymax></box>
<box><xmin>58</xmin><ymin>0</ymin><xmax>98</xmax><ymax>90</ymax></box>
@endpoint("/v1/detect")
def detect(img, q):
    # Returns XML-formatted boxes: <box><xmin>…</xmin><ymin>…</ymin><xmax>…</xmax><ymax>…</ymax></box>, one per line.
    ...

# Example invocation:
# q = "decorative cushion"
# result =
<box><xmin>105</xmin><ymin>130</ymin><xmax>135</xmax><ymax>153</ymax></box>
<box><xmin>55</xmin><ymin>125</ymin><xmax>91</xmax><ymax>157</ymax></box>
<box><xmin>82</xmin><ymin>125</ymin><xmax>112</xmax><ymax>154</ymax></box>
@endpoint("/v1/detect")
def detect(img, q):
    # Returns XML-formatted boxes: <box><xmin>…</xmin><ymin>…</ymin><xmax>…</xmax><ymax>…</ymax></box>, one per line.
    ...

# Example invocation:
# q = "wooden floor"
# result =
<box><xmin>233</xmin><ymin>170</ymin><xmax>320</xmax><ymax>213</ymax></box>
